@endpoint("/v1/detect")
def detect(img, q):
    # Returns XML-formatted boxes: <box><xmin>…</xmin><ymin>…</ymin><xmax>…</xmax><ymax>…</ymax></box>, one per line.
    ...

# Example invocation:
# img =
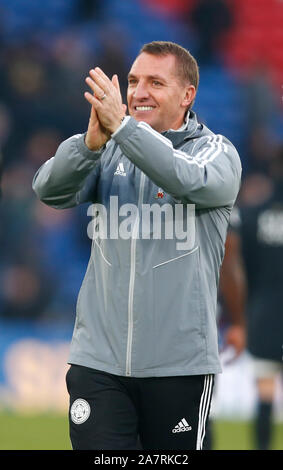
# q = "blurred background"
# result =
<box><xmin>0</xmin><ymin>0</ymin><xmax>283</xmax><ymax>450</ymax></box>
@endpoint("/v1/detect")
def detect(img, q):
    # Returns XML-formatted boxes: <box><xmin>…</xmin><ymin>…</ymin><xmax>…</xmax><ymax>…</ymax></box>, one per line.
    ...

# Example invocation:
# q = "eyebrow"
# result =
<box><xmin>127</xmin><ymin>73</ymin><xmax>167</xmax><ymax>82</ymax></box>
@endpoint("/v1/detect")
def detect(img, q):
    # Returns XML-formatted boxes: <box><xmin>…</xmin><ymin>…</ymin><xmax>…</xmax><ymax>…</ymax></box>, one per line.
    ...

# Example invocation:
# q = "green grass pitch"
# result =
<box><xmin>0</xmin><ymin>413</ymin><xmax>282</xmax><ymax>450</ymax></box>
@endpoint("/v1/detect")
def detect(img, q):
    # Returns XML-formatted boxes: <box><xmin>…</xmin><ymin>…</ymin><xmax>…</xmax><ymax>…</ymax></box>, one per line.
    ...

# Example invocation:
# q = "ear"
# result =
<box><xmin>182</xmin><ymin>85</ymin><xmax>196</xmax><ymax>109</ymax></box>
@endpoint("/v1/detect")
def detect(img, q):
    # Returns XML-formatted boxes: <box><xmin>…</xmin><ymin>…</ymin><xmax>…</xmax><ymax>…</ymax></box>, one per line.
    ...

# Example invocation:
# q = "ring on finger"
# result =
<box><xmin>101</xmin><ymin>93</ymin><xmax>107</xmax><ymax>100</ymax></box>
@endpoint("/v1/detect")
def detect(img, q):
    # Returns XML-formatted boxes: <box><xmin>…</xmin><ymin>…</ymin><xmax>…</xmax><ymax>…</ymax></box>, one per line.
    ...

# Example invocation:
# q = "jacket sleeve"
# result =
<box><xmin>32</xmin><ymin>134</ymin><xmax>103</xmax><ymax>209</ymax></box>
<box><xmin>112</xmin><ymin>117</ymin><xmax>242</xmax><ymax>209</ymax></box>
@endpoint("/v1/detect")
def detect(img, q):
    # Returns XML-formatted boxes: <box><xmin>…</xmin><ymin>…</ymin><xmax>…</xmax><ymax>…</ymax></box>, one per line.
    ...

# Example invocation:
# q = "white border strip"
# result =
<box><xmin>137</xmin><ymin>122</ymin><xmax>227</xmax><ymax>169</ymax></box>
<box><xmin>152</xmin><ymin>246</ymin><xmax>199</xmax><ymax>269</ymax></box>
<box><xmin>200</xmin><ymin>375</ymin><xmax>213</xmax><ymax>449</ymax></box>
<box><xmin>196</xmin><ymin>375</ymin><xmax>213</xmax><ymax>450</ymax></box>
<box><xmin>93</xmin><ymin>239</ymin><xmax>112</xmax><ymax>267</ymax></box>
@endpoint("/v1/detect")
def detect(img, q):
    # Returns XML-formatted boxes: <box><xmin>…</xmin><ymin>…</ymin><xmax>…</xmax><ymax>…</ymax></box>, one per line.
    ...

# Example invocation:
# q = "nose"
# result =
<box><xmin>133</xmin><ymin>80</ymin><xmax>149</xmax><ymax>100</ymax></box>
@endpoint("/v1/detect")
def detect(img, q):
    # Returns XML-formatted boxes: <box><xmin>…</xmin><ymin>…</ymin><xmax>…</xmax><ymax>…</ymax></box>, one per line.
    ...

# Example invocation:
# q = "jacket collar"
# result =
<box><xmin>162</xmin><ymin>110</ymin><xmax>206</xmax><ymax>147</ymax></box>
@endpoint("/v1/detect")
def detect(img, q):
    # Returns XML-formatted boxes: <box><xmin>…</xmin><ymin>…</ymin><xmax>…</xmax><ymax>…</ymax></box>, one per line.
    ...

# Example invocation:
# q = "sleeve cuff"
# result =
<box><xmin>112</xmin><ymin>116</ymin><xmax>139</xmax><ymax>144</ymax></box>
<box><xmin>111</xmin><ymin>116</ymin><xmax>132</xmax><ymax>138</ymax></box>
<box><xmin>76</xmin><ymin>133</ymin><xmax>106</xmax><ymax>160</ymax></box>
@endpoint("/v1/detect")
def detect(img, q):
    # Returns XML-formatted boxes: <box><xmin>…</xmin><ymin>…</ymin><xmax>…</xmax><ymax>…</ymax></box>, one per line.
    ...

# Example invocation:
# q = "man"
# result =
<box><xmin>32</xmin><ymin>41</ymin><xmax>242</xmax><ymax>450</ymax></box>
<box><xmin>204</xmin><ymin>208</ymin><xmax>247</xmax><ymax>450</ymax></box>
<box><xmin>230</xmin><ymin>149</ymin><xmax>283</xmax><ymax>450</ymax></box>
<box><xmin>219</xmin><ymin>210</ymin><xmax>247</xmax><ymax>358</ymax></box>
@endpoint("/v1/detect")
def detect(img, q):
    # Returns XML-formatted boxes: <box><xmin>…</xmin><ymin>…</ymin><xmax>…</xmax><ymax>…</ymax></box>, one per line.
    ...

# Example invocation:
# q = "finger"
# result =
<box><xmin>84</xmin><ymin>91</ymin><xmax>103</xmax><ymax>110</ymax></box>
<box><xmin>85</xmin><ymin>76</ymin><xmax>105</xmax><ymax>100</ymax></box>
<box><xmin>89</xmin><ymin>68</ymin><xmax>110</xmax><ymax>93</ymax></box>
<box><xmin>94</xmin><ymin>67</ymin><xmax>113</xmax><ymax>85</ymax></box>
<box><xmin>89</xmin><ymin>104</ymin><xmax>98</xmax><ymax>121</ymax></box>
<box><xmin>111</xmin><ymin>74</ymin><xmax>121</xmax><ymax>93</ymax></box>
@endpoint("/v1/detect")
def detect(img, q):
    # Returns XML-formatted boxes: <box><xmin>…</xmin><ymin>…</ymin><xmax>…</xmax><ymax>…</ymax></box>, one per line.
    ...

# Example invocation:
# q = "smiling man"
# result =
<box><xmin>33</xmin><ymin>41</ymin><xmax>242</xmax><ymax>450</ymax></box>
<box><xmin>127</xmin><ymin>45</ymin><xmax>197</xmax><ymax>132</ymax></box>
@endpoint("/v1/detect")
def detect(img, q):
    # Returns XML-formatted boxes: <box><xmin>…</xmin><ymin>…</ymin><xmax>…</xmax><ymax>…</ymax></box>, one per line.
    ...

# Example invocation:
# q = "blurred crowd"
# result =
<box><xmin>0</xmin><ymin>0</ymin><xmax>282</xmax><ymax>326</ymax></box>
<box><xmin>0</xmin><ymin>0</ymin><xmax>131</xmax><ymax>323</ymax></box>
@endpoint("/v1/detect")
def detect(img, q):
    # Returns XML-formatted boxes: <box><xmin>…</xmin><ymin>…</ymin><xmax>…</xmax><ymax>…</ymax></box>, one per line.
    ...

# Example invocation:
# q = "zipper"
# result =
<box><xmin>125</xmin><ymin>172</ymin><xmax>146</xmax><ymax>376</ymax></box>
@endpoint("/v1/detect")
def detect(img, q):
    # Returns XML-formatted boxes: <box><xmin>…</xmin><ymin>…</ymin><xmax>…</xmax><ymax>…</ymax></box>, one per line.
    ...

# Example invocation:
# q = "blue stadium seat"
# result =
<box><xmin>194</xmin><ymin>66</ymin><xmax>246</xmax><ymax>149</ymax></box>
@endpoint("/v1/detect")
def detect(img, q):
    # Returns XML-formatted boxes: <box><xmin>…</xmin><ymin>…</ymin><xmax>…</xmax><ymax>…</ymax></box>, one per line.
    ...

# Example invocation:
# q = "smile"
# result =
<box><xmin>135</xmin><ymin>106</ymin><xmax>154</xmax><ymax>111</ymax></box>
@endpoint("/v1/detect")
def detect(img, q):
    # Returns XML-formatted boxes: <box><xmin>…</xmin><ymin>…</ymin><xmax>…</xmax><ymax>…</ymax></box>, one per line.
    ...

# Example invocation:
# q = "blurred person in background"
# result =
<box><xmin>189</xmin><ymin>0</ymin><xmax>233</xmax><ymax>64</ymax></box>
<box><xmin>0</xmin><ymin>262</ymin><xmax>52</xmax><ymax>321</ymax></box>
<box><xmin>228</xmin><ymin>145</ymin><xmax>283</xmax><ymax>450</ymax></box>
<box><xmin>1</xmin><ymin>42</ymin><xmax>52</xmax><ymax>151</ymax></box>
<box><xmin>94</xmin><ymin>26</ymin><xmax>131</xmax><ymax>104</ymax></box>
<box><xmin>75</xmin><ymin>0</ymin><xmax>104</xmax><ymax>22</ymax></box>
<box><xmin>204</xmin><ymin>213</ymin><xmax>247</xmax><ymax>450</ymax></box>
<box><xmin>218</xmin><ymin>213</ymin><xmax>247</xmax><ymax>361</ymax></box>
<box><xmin>242</xmin><ymin>59</ymin><xmax>280</xmax><ymax>175</ymax></box>
<box><xmin>32</xmin><ymin>40</ymin><xmax>242</xmax><ymax>450</ymax></box>
<box><xmin>0</xmin><ymin>161</ymin><xmax>36</xmax><ymax>263</ymax></box>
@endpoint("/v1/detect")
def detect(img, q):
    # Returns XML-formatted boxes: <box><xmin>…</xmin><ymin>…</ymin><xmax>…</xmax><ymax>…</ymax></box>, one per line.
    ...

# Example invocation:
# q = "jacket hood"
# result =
<box><xmin>162</xmin><ymin>110</ymin><xmax>211</xmax><ymax>148</ymax></box>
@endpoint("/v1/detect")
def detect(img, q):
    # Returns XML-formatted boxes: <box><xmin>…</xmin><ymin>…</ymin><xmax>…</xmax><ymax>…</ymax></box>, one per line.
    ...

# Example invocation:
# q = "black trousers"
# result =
<box><xmin>66</xmin><ymin>364</ymin><xmax>214</xmax><ymax>450</ymax></box>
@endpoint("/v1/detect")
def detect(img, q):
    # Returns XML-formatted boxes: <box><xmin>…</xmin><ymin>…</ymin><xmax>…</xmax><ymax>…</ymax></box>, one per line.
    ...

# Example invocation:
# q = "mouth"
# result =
<box><xmin>134</xmin><ymin>106</ymin><xmax>155</xmax><ymax>112</ymax></box>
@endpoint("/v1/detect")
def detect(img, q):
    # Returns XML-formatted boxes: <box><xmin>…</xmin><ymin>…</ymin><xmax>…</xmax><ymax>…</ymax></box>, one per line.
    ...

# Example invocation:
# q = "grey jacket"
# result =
<box><xmin>32</xmin><ymin>111</ymin><xmax>242</xmax><ymax>377</ymax></box>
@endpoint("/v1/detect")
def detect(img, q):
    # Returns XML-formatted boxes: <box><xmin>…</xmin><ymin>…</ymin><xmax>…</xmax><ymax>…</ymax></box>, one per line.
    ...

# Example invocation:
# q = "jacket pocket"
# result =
<box><xmin>75</xmin><ymin>238</ymin><xmax>112</xmax><ymax>329</ymax></box>
<box><xmin>73</xmin><ymin>241</ymin><xmax>121</xmax><ymax>367</ymax></box>
<box><xmin>152</xmin><ymin>246</ymin><xmax>203</xmax><ymax>369</ymax></box>
<box><xmin>152</xmin><ymin>246</ymin><xmax>199</xmax><ymax>269</ymax></box>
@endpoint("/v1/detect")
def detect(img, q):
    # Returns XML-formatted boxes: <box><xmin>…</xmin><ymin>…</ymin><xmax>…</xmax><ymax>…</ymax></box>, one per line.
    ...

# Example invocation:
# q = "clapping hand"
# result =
<box><xmin>84</xmin><ymin>68</ymin><xmax>127</xmax><ymax>150</ymax></box>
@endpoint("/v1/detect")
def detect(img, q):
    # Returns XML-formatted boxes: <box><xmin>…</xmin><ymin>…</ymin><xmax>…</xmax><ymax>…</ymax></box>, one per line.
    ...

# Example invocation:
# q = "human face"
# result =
<box><xmin>127</xmin><ymin>53</ymin><xmax>195</xmax><ymax>133</ymax></box>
